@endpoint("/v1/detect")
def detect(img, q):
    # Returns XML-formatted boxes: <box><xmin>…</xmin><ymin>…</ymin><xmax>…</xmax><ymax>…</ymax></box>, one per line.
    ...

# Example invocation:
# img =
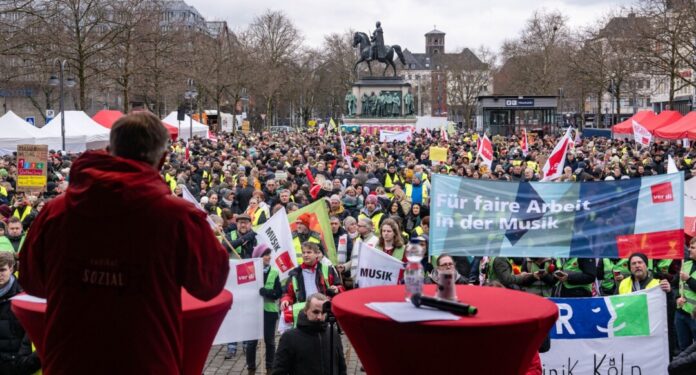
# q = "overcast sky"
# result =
<box><xmin>188</xmin><ymin>0</ymin><xmax>637</xmax><ymax>53</ymax></box>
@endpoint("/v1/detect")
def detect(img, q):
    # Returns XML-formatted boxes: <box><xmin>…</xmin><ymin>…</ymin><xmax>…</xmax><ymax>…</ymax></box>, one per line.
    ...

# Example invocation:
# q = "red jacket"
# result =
<box><xmin>19</xmin><ymin>151</ymin><xmax>230</xmax><ymax>375</ymax></box>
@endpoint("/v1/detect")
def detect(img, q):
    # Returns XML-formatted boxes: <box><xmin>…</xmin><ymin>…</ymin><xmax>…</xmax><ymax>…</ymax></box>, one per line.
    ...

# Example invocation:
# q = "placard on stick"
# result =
<box><xmin>17</xmin><ymin>144</ymin><xmax>48</xmax><ymax>192</ymax></box>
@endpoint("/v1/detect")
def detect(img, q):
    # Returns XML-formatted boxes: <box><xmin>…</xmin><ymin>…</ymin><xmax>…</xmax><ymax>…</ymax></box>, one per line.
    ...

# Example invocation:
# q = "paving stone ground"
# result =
<box><xmin>203</xmin><ymin>333</ymin><xmax>363</xmax><ymax>375</ymax></box>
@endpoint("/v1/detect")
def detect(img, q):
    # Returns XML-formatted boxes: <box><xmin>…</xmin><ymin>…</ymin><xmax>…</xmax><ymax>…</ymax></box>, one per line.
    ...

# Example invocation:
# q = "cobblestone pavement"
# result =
<box><xmin>203</xmin><ymin>334</ymin><xmax>364</xmax><ymax>375</ymax></box>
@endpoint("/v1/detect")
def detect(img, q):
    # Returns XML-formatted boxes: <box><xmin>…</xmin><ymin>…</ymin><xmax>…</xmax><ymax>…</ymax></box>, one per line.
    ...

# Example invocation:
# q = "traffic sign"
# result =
<box><xmin>25</xmin><ymin>116</ymin><xmax>35</xmax><ymax>126</ymax></box>
<box><xmin>45</xmin><ymin>109</ymin><xmax>55</xmax><ymax>120</ymax></box>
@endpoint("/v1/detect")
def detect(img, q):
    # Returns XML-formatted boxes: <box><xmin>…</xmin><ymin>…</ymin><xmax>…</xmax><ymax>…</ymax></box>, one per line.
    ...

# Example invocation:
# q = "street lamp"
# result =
<box><xmin>184</xmin><ymin>80</ymin><xmax>198</xmax><ymax>141</ymax></box>
<box><xmin>48</xmin><ymin>59</ymin><xmax>76</xmax><ymax>151</ymax></box>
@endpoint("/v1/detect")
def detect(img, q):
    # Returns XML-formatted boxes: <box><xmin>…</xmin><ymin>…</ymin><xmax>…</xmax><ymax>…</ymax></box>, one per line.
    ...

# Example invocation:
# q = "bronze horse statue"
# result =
<box><xmin>353</xmin><ymin>32</ymin><xmax>406</xmax><ymax>77</ymax></box>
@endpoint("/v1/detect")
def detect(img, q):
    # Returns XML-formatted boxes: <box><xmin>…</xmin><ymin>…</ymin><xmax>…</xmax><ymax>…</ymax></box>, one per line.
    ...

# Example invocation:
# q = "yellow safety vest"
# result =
<box><xmin>680</xmin><ymin>261</ymin><xmax>696</xmax><ymax>314</ymax></box>
<box><xmin>358</xmin><ymin>212</ymin><xmax>384</xmax><ymax>235</ymax></box>
<box><xmin>618</xmin><ymin>277</ymin><xmax>660</xmax><ymax>295</ymax></box>
<box><xmin>13</xmin><ymin>206</ymin><xmax>32</xmax><ymax>222</ymax></box>
<box><xmin>292</xmin><ymin>232</ymin><xmax>321</xmax><ymax>264</ymax></box>
<box><xmin>404</xmin><ymin>184</ymin><xmax>429</xmax><ymax>202</ymax></box>
<box><xmin>250</xmin><ymin>208</ymin><xmax>264</xmax><ymax>226</ymax></box>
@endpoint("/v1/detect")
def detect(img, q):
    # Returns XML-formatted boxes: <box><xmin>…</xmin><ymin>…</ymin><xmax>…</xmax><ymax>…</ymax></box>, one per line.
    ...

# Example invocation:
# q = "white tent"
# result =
<box><xmin>0</xmin><ymin>111</ymin><xmax>42</xmax><ymax>155</ymax></box>
<box><xmin>36</xmin><ymin>111</ymin><xmax>110</xmax><ymax>153</ymax></box>
<box><xmin>162</xmin><ymin>112</ymin><xmax>209</xmax><ymax>141</ymax></box>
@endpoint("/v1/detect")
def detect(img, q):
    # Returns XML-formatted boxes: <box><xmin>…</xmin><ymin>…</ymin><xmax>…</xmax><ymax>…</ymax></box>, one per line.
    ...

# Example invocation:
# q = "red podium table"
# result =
<box><xmin>332</xmin><ymin>285</ymin><xmax>557</xmax><ymax>375</ymax></box>
<box><xmin>12</xmin><ymin>289</ymin><xmax>232</xmax><ymax>375</ymax></box>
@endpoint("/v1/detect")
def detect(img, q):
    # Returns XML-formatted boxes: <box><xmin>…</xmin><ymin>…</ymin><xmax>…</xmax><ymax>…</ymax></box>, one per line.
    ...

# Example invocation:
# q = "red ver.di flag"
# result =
<box><xmin>254</xmin><ymin>207</ymin><xmax>298</xmax><ymax>281</ymax></box>
<box><xmin>477</xmin><ymin>134</ymin><xmax>493</xmax><ymax>169</ymax></box>
<box><xmin>541</xmin><ymin>127</ymin><xmax>572</xmax><ymax>181</ymax></box>
<box><xmin>214</xmin><ymin>259</ymin><xmax>264</xmax><ymax>344</ymax></box>
<box><xmin>632</xmin><ymin>120</ymin><xmax>652</xmax><ymax>147</ymax></box>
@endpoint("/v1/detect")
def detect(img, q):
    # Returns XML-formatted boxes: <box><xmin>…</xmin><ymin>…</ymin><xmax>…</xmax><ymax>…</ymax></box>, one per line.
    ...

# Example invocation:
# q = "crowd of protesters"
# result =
<box><xmin>3</xmin><ymin>124</ymin><xmax>696</xmax><ymax>374</ymax></box>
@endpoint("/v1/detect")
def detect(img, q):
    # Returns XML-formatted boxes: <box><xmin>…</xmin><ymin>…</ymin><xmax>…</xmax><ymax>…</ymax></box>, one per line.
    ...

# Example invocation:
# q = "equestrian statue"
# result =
<box><xmin>353</xmin><ymin>21</ymin><xmax>406</xmax><ymax>77</ymax></box>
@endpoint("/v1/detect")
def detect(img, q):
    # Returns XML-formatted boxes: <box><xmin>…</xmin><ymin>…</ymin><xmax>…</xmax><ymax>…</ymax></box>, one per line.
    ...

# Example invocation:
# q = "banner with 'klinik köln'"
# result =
<box><xmin>429</xmin><ymin>173</ymin><xmax>684</xmax><ymax>259</ymax></box>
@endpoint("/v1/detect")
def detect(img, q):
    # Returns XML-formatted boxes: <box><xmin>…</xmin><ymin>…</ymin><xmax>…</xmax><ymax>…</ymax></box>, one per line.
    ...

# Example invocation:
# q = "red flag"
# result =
<box><xmin>520</xmin><ymin>129</ymin><xmax>529</xmax><ymax>156</ymax></box>
<box><xmin>440</xmin><ymin>126</ymin><xmax>448</xmax><ymax>142</ymax></box>
<box><xmin>541</xmin><ymin>127</ymin><xmax>572</xmax><ymax>181</ymax></box>
<box><xmin>339</xmin><ymin>127</ymin><xmax>353</xmax><ymax>171</ymax></box>
<box><xmin>477</xmin><ymin>134</ymin><xmax>493</xmax><ymax>169</ymax></box>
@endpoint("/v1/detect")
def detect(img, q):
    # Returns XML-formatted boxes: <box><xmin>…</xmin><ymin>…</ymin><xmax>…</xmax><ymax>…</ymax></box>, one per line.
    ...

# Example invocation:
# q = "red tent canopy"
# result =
<box><xmin>641</xmin><ymin>110</ymin><xmax>682</xmax><ymax>132</ymax></box>
<box><xmin>93</xmin><ymin>109</ymin><xmax>178</xmax><ymax>140</ymax></box>
<box><xmin>654</xmin><ymin>112</ymin><xmax>696</xmax><ymax>139</ymax></box>
<box><xmin>612</xmin><ymin>110</ymin><xmax>655</xmax><ymax>134</ymax></box>
<box><xmin>92</xmin><ymin>110</ymin><xmax>124</xmax><ymax>128</ymax></box>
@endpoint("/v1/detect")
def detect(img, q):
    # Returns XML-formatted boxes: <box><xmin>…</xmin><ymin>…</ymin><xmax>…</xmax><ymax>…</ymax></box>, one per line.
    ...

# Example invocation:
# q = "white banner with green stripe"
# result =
<box><xmin>541</xmin><ymin>286</ymin><xmax>669</xmax><ymax>374</ymax></box>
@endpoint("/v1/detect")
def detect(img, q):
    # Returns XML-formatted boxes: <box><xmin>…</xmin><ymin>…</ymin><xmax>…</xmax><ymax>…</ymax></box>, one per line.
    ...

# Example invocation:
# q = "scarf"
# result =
<box><xmin>0</xmin><ymin>275</ymin><xmax>15</xmax><ymax>298</ymax></box>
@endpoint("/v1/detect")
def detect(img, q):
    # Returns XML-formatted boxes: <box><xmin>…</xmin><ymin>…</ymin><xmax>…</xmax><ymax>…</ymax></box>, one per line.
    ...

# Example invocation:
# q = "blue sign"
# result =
<box><xmin>504</xmin><ymin>98</ymin><xmax>535</xmax><ymax>107</ymax></box>
<box><xmin>25</xmin><ymin>116</ymin><xmax>35</xmax><ymax>126</ymax></box>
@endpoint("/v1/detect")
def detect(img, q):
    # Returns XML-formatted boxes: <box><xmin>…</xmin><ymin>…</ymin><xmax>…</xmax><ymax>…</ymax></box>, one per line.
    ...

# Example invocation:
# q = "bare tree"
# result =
<box><xmin>444</xmin><ymin>46</ymin><xmax>495</xmax><ymax>128</ymax></box>
<box><xmin>247</xmin><ymin>9</ymin><xmax>302</xmax><ymax>127</ymax></box>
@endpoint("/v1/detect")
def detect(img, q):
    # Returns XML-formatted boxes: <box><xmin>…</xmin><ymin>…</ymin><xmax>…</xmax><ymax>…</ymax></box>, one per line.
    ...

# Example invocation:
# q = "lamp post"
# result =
<box><xmin>48</xmin><ymin>59</ymin><xmax>75</xmax><ymax>151</ymax></box>
<box><xmin>184</xmin><ymin>79</ymin><xmax>198</xmax><ymax>141</ymax></box>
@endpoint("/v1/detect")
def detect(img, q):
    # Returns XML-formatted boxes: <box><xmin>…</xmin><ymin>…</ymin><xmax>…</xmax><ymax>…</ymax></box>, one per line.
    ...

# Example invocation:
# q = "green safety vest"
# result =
<box><xmin>487</xmin><ymin>257</ymin><xmax>513</xmax><ymax>283</ymax></box>
<box><xmin>557</xmin><ymin>258</ymin><xmax>592</xmax><ymax>293</ymax></box>
<box><xmin>648</xmin><ymin>259</ymin><xmax>672</xmax><ymax>276</ymax></box>
<box><xmin>385</xmin><ymin>246</ymin><xmax>405</xmax><ymax>262</ymax></box>
<box><xmin>0</xmin><ymin>237</ymin><xmax>13</xmax><ymax>253</ymax></box>
<box><xmin>600</xmin><ymin>259</ymin><xmax>630</xmax><ymax>294</ymax></box>
<box><xmin>263</xmin><ymin>267</ymin><xmax>280</xmax><ymax>313</ymax></box>
<box><xmin>523</xmin><ymin>260</ymin><xmax>553</xmax><ymax>297</ymax></box>
<box><xmin>229</xmin><ymin>231</ymin><xmax>244</xmax><ymax>258</ymax></box>
<box><xmin>680</xmin><ymin>261</ymin><xmax>696</xmax><ymax>315</ymax></box>
<box><xmin>291</xmin><ymin>264</ymin><xmax>331</xmax><ymax>326</ymax></box>
<box><xmin>292</xmin><ymin>232</ymin><xmax>321</xmax><ymax>265</ymax></box>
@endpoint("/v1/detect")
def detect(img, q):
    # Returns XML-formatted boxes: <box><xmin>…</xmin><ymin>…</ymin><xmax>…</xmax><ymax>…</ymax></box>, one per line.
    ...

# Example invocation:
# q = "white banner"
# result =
<box><xmin>541</xmin><ymin>287</ymin><xmax>669</xmax><ymax>374</ymax></box>
<box><xmin>213</xmin><ymin>259</ymin><xmax>264</xmax><ymax>344</ymax></box>
<box><xmin>356</xmin><ymin>242</ymin><xmax>403</xmax><ymax>288</ymax></box>
<box><xmin>379</xmin><ymin>130</ymin><xmax>412</xmax><ymax>143</ymax></box>
<box><xmin>633</xmin><ymin>120</ymin><xmax>652</xmax><ymax>147</ymax></box>
<box><xmin>255</xmin><ymin>207</ymin><xmax>298</xmax><ymax>281</ymax></box>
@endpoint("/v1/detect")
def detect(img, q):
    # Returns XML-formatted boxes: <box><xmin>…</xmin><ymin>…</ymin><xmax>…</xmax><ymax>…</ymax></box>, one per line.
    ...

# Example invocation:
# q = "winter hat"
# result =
<box><xmin>329</xmin><ymin>194</ymin><xmax>341</xmax><ymax>203</ymax></box>
<box><xmin>295</xmin><ymin>212</ymin><xmax>312</xmax><ymax>228</ymax></box>
<box><xmin>629</xmin><ymin>252</ymin><xmax>648</xmax><ymax>266</ymax></box>
<box><xmin>365</xmin><ymin>195</ymin><xmax>378</xmax><ymax>205</ymax></box>
<box><xmin>252</xmin><ymin>243</ymin><xmax>272</xmax><ymax>258</ymax></box>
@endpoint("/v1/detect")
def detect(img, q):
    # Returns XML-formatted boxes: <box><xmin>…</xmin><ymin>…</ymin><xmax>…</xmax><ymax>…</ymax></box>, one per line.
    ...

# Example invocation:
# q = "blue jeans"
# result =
<box><xmin>675</xmin><ymin>310</ymin><xmax>696</xmax><ymax>352</ymax></box>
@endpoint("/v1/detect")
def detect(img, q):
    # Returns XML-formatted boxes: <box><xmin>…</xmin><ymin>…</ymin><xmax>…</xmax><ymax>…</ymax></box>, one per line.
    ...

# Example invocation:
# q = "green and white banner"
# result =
<box><xmin>541</xmin><ymin>287</ymin><xmax>669</xmax><ymax>374</ymax></box>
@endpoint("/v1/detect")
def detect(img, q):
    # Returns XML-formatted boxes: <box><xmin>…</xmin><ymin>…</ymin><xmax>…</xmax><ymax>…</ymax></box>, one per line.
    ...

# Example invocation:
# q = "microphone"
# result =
<box><xmin>411</xmin><ymin>293</ymin><xmax>478</xmax><ymax>316</ymax></box>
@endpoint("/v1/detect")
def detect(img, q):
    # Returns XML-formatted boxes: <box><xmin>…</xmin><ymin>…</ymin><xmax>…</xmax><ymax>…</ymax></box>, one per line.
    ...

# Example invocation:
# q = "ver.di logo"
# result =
<box><xmin>550</xmin><ymin>294</ymin><xmax>649</xmax><ymax>339</ymax></box>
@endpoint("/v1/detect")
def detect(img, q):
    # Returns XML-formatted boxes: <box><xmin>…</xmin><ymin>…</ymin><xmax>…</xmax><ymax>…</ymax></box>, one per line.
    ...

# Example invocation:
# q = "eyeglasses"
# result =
<box><xmin>438</xmin><ymin>262</ymin><xmax>454</xmax><ymax>267</ymax></box>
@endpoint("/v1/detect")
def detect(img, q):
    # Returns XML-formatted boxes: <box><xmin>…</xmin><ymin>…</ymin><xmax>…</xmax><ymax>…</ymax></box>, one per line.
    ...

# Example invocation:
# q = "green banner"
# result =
<box><xmin>287</xmin><ymin>200</ymin><xmax>337</xmax><ymax>263</ymax></box>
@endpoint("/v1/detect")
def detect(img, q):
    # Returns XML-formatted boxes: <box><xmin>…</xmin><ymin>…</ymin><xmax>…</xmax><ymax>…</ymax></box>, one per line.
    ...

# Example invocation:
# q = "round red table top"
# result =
<box><xmin>12</xmin><ymin>289</ymin><xmax>233</xmax><ymax>318</ymax></box>
<box><xmin>332</xmin><ymin>284</ymin><xmax>558</xmax><ymax>326</ymax></box>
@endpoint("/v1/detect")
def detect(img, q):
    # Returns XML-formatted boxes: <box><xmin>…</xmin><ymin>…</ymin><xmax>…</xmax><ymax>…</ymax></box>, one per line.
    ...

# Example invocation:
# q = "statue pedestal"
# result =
<box><xmin>343</xmin><ymin>76</ymin><xmax>416</xmax><ymax>136</ymax></box>
<box><xmin>351</xmin><ymin>76</ymin><xmax>413</xmax><ymax>118</ymax></box>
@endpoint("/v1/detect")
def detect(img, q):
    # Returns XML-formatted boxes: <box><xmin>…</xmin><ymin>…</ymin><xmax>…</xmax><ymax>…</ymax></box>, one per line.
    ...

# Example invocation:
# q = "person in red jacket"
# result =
<box><xmin>19</xmin><ymin>112</ymin><xmax>230</xmax><ymax>375</ymax></box>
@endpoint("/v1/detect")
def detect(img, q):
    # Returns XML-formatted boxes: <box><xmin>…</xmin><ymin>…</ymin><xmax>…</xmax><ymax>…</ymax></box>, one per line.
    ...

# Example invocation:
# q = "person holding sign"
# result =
<box><xmin>279</xmin><ymin>242</ymin><xmax>343</xmax><ymax>326</ymax></box>
<box><xmin>246</xmin><ymin>244</ymin><xmax>282</xmax><ymax>372</ymax></box>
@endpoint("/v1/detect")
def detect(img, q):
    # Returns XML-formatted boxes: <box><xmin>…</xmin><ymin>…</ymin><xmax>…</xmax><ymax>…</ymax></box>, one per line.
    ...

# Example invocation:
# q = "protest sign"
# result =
<box><xmin>255</xmin><ymin>208</ymin><xmax>298</xmax><ymax>281</ymax></box>
<box><xmin>429</xmin><ymin>146</ymin><xmax>448</xmax><ymax>162</ymax></box>
<box><xmin>633</xmin><ymin>120</ymin><xmax>652</xmax><ymax>147</ymax></box>
<box><xmin>16</xmin><ymin>144</ymin><xmax>48</xmax><ymax>192</ymax></box>
<box><xmin>541</xmin><ymin>287</ymin><xmax>669</xmax><ymax>374</ymax></box>
<box><xmin>287</xmin><ymin>200</ymin><xmax>337</xmax><ymax>263</ymax></box>
<box><xmin>213</xmin><ymin>259</ymin><xmax>264</xmax><ymax>344</ymax></box>
<box><xmin>430</xmin><ymin>173</ymin><xmax>684</xmax><ymax>259</ymax></box>
<box><xmin>379</xmin><ymin>130</ymin><xmax>412</xmax><ymax>143</ymax></box>
<box><xmin>356</xmin><ymin>242</ymin><xmax>403</xmax><ymax>288</ymax></box>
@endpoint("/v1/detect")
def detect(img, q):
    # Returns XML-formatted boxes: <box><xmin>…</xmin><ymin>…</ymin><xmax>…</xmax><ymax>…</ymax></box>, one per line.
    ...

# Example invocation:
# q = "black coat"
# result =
<box><xmin>0</xmin><ymin>278</ymin><xmax>41</xmax><ymax>374</ymax></box>
<box><xmin>669</xmin><ymin>341</ymin><xmax>696</xmax><ymax>375</ymax></box>
<box><xmin>272</xmin><ymin>312</ymin><xmax>346</xmax><ymax>375</ymax></box>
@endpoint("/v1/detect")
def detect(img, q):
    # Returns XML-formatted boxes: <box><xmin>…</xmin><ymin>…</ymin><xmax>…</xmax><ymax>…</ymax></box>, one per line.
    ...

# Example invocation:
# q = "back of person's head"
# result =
<box><xmin>110</xmin><ymin>112</ymin><xmax>169</xmax><ymax>167</ymax></box>
<box><xmin>0</xmin><ymin>251</ymin><xmax>15</xmax><ymax>270</ymax></box>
